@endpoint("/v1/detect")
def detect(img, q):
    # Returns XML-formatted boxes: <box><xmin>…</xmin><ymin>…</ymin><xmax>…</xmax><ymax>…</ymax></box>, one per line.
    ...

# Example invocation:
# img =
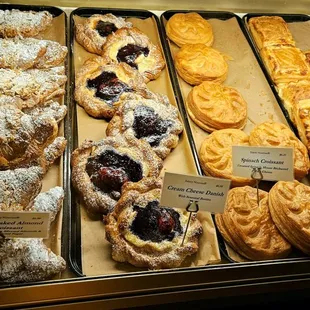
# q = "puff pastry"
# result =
<box><xmin>0</xmin><ymin>9</ymin><xmax>53</xmax><ymax>38</ymax></box>
<box><xmin>175</xmin><ymin>44</ymin><xmax>228</xmax><ymax>85</ymax></box>
<box><xmin>105</xmin><ymin>177</ymin><xmax>202</xmax><ymax>269</ymax></box>
<box><xmin>0</xmin><ymin>66</ymin><xmax>67</xmax><ymax>108</ymax></box>
<box><xmin>75</xmin><ymin>56</ymin><xmax>147</xmax><ymax>119</ymax></box>
<box><xmin>304</xmin><ymin>50</ymin><xmax>310</xmax><ymax>66</ymax></box>
<box><xmin>186</xmin><ymin>81</ymin><xmax>247</xmax><ymax>132</ymax></box>
<box><xmin>249</xmin><ymin>122</ymin><xmax>309</xmax><ymax>179</ymax></box>
<box><xmin>261</xmin><ymin>46</ymin><xmax>310</xmax><ymax>85</ymax></box>
<box><xmin>75</xmin><ymin>13</ymin><xmax>132</xmax><ymax>55</ymax></box>
<box><xmin>166</xmin><ymin>12</ymin><xmax>213</xmax><ymax>47</ymax></box>
<box><xmin>71</xmin><ymin>135</ymin><xmax>163</xmax><ymax>214</ymax></box>
<box><xmin>248</xmin><ymin>16</ymin><xmax>295</xmax><ymax>50</ymax></box>
<box><xmin>0</xmin><ymin>38</ymin><xmax>67</xmax><ymax>70</ymax></box>
<box><xmin>103</xmin><ymin>27</ymin><xmax>165</xmax><ymax>82</ymax></box>
<box><xmin>269</xmin><ymin>180</ymin><xmax>310</xmax><ymax>255</ymax></box>
<box><xmin>278</xmin><ymin>81</ymin><xmax>310</xmax><ymax>151</ymax></box>
<box><xmin>199</xmin><ymin>129</ymin><xmax>254</xmax><ymax>187</ymax></box>
<box><xmin>106</xmin><ymin>92</ymin><xmax>183</xmax><ymax>159</ymax></box>
<box><xmin>215</xmin><ymin>186</ymin><xmax>291</xmax><ymax>260</ymax></box>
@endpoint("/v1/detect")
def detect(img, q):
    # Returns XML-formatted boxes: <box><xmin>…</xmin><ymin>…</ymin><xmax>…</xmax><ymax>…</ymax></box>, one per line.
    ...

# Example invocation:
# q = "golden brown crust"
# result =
<box><xmin>304</xmin><ymin>50</ymin><xmax>310</xmax><ymax>66</ymax></box>
<box><xmin>269</xmin><ymin>180</ymin><xmax>310</xmax><ymax>255</ymax></box>
<box><xmin>175</xmin><ymin>44</ymin><xmax>228</xmax><ymax>85</ymax></box>
<box><xmin>278</xmin><ymin>81</ymin><xmax>310</xmax><ymax>152</ymax></box>
<box><xmin>166</xmin><ymin>12</ymin><xmax>213</xmax><ymax>47</ymax></box>
<box><xmin>102</xmin><ymin>27</ymin><xmax>165</xmax><ymax>82</ymax></box>
<box><xmin>106</xmin><ymin>92</ymin><xmax>183</xmax><ymax>159</ymax></box>
<box><xmin>261</xmin><ymin>46</ymin><xmax>310</xmax><ymax>85</ymax></box>
<box><xmin>199</xmin><ymin>129</ymin><xmax>254</xmax><ymax>187</ymax></box>
<box><xmin>249</xmin><ymin>122</ymin><xmax>309</xmax><ymax>179</ymax></box>
<box><xmin>71</xmin><ymin>135</ymin><xmax>163</xmax><ymax>214</ymax></box>
<box><xmin>74</xmin><ymin>56</ymin><xmax>147</xmax><ymax>119</ymax></box>
<box><xmin>0</xmin><ymin>9</ymin><xmax>53</xmax><ymax>38</ymax></box>
<box><xmin>248</xmin><ymin>16</ymin><xmax>295</xmax><ymax>50</ymax></box>
<box><xmin>216</xmin><ymin>186</ymin><xmax>291</xmax><ymax>261</ymax></box>
<box><xmin>186</xmin><ymin>81</ymin><xmax>247</xmax><ymax>132</ymax></box>
<box><xmin>75</xmin><ymin>14</ymin><xmax>132</xmax><ymax>55</ymax></box>
<box><xmin>104</xmin><ymin>177</ymin><xmax>202</xmax><ymax>269</ymax></box>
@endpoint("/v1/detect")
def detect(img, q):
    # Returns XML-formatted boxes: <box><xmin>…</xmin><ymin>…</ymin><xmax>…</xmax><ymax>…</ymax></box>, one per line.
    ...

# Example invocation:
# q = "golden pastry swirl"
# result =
<box><xmin>175</xmin><ymin>44</ymin><xmax>228</xmax><ymax>85</ymax></box>
<box><xmin>186</xmin><ymin>81</ymin><xmax>247</xmax><ymax>132</ymax></box>
<box><xmin>105</xmin><ymin>177</ymin><xmax>202</xmax><ymax>269</ymax></box>
<box><xmin>269</xmin><ymin>180</ymin><xmax>310</xmax><ymax>255</ymax></box>
<box><xmin>249</xmin><ymin>122</ymin><xmax>309</xmax><ymax>179</ymax></box>
<box><xmin>216</xmin><ymin>186</ymin><xmax>291</xmax><ymax>260</ymax></box>
<box><xmin>199</xmin><ymin>129</ymin><xmax>254</xmax><ymax>186</ymax></box>
<box><xmin>166</xmin><ymin>12</ymin><xmax>214</xmax><ymax>47</ymax></box>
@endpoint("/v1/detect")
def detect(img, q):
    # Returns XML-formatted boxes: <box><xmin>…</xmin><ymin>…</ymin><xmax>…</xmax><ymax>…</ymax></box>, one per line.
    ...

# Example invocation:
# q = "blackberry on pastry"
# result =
<box><xmin>75</xmin><ymin>13</ymin><xmax>132</xmax><ymax>55</ymax></box>
<box><xmin>71</xmin><ymin>134</ymin><xmax>162</xmax><ymax>214</ymax></box>
<box><xmin>105</xmin><ymin>177</ymin><xmax>202</xmax><ymax>269</ymax></box>
<box><xmin>106</xmin><ymin>92</ymin><xmax>183</xmax><ymax>159</ymax></box>
<box><xmin>75</xmin><ymin>56</ymin><xmax>148</xmax><ymax>118</ymax></box>
<box><xmin>103</xmin><ymin>27</ymin><xmax>165</xmax><ymax>82</ymax></box>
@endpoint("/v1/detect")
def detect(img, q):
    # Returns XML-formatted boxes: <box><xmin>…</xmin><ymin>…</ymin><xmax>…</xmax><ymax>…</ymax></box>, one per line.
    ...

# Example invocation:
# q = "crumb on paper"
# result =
<box><xmin>245</xmin><ymin>82</ymin><xmax>250</xmax><ymax>89</ymax></box>
<box><xmin>268</xmin><ymin>113</ymin><xmax>274</xmax><ymax>121</ymax></box>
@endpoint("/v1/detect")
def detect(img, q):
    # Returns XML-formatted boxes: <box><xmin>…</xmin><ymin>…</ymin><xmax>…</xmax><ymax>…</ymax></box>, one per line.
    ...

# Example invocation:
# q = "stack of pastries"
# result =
<box><xmin>72</xmin><ymin>13</ymin><xmax>203</xmax><ymax>269</ymax></box>
<box><xmin>249</xmin><ymin>16</ymin><xmax>310</xmax><ymax>153</ymax></box>
<box><xmin>166</xmin><ymin>12</ymin><xmax>248</xmax><ymax>132</ymax></box>
<box><xmin>0</xmin><ymin>9</ymin><xmax>68</xmax><ymax>282</ymax></box>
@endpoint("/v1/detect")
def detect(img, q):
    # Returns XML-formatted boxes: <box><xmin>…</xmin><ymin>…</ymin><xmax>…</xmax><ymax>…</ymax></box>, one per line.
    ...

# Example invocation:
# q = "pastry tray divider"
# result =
<box><xmin>0</xmin><ymin>3</ymin><xmax>71</xmax><ymax>288</ymax></box>
<box><xmin>160</xmin><ymin>9</ymin><xmax>310</xmax><ymax>264</ymax></box>
<box><xmin>68</xmin><ymin>7</ymin><xmax>206</xmax><ymax>277</ymax></box>
<box><xmin>241</xmin><ymin>13</ymin><xmax>310</xmax><ymax>138</ymax></box>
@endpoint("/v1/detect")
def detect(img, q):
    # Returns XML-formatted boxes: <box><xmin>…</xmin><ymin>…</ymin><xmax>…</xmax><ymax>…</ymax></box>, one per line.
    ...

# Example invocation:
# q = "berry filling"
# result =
<box><xmin>95</xmin><ymin>21</ymin><xmax>117</xmax><ymax>37</ymax></box>
<box><xmin>86</xmin><ymin>150</ymin><xmax>143</xmax><ymax>197</ymax></box>
<box><xmin>117</xmin><ymin>44</ymin><xmax>149</xmax><ymax>69</ymax></box>
<box><xmin>132</xmin><ymin>105</ymin><xmax>173</xmax><ymax>147</ymax></box>
<box><xmin>87</xmin><ymin>71</ymin><xmax>132</xmax><ymax>105</ymax></box>
<box><xmin>130</xmin><ymin>201</ymin><xmax>182</xmax><ymax>242</ymax></box>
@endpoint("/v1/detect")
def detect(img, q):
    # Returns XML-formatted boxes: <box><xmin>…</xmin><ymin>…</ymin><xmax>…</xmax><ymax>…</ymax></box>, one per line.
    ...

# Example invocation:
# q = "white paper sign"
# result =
<box><xmin>0</xmin><ymin>212</ymin><xmax>50</xmax><ymax>238</ymax></box>
<box><xmin>232</xmin><ymin>146</ymin><xmax>294</xmax><ymax>181</ymax></box>
<box><xmin>160</xmin><ymin>172</ymin><xmax>231</xmax><ymax>213</ymax></box>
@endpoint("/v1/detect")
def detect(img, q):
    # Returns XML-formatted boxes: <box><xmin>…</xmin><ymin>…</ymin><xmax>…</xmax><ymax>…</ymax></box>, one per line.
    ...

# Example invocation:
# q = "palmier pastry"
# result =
<box><xmin>186</xmin><ymin>81</ymin><xmax>247</xmax><ymax>132</ymax></box>
<box><xmin>75</xmin><ymin>13</ymin><xmax>132</xmax><ymax>55</ymax></box>
<box><xmin>260</xmin><ymin>46</ymin><xmax>310</xmax><ymax>85</ymax></box>
<box><xmin>175</xmin><ymin>44</ymin><xmax>228</xmax><ymax>85</ymax></box>
<box><xmin>215</xmin><ymin>186</ymin><xmax>291</xmax><ymax>260</ymax></box>
<box><xmin>0</xmin><ymin>38</ymin><xmax>67</xmax><ymax>70</ymax></box>
<box><xmin>71</xmin><ymin>135</ymin><xmax>162</xmax><ymax>214</ymax></box>
<box><xmin>166</xmin><ymin>12</ymin><xmax>213</xmax><ymax>47</ymax></box>
<box><xmin>106</xmin><ymin>93</ymin><xmax>183</xmax><ymax>159</ymax></box>
<box><xmin>248</xmin><ymin>16</ymin><xmax>295</xmax><ymax>50</ymax></box>
<box><xmin>249</xmin><ymin>122</ymin><xmax>309</xmax><ymax>179</ymax></box>
<box><xmin>278</xmin><ymin>81</ymin><xmax>310</xmax><ymax>151</ymax></box>
<box><xmin>269</xmin><ymin>180</ymin><xmax>310</xmax><ymax>255</ymax></box>
<box><xmin>199</xmin><ymin>129</ymin><xmax>254</xmax><ymax>187</ymax></box>
<box><xmin>105</xmin><ymin>177</ymin><xmax>202</xmax><ymax>269</ymax></box>
<box><xmin>0</xmin><ymin>9</ymin><xmax>53</xmax><ymax>38</ymax></box>
<box><xmin>102</xmin><ymin>27</ymin><xmax>165</xmax><ymax>82</ymax></box>
<box><xmin>75</xmin><ymin>56</ymin><xmax>147</xmax><ymax>118</ymax></box>
<box><xmin>0</xmin><ymin>66</ymin><xmax>67</xmax><ymax>108</ymax></box>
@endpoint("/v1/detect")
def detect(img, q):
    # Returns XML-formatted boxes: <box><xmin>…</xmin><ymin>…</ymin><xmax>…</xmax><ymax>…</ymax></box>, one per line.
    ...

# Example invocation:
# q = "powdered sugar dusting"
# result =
<box><xmin>0</xmin><ymin>9</ymin><xmax>53</xmax><ymax>38</ymax></box>
<box><xmin>0</xmin><ymin>166</ymin><xmax>43</xmax><ymax>211</ymax></box>
<box><xmin>0</xmin><ymin>238</ymin><xmax>66</xmax><ymax>283</ymax></box>
<box><xmin>0</xmin><ymin>38</ymin><xmax>67</xmax><ymax>69</ymax></box>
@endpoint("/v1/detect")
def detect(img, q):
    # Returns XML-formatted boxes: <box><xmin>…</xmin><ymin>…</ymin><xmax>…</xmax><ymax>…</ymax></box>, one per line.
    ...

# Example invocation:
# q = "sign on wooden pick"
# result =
<box><xmin>160</xmin><ymin>172</ymin><xmax>231</xmax><ymax>213</ymax></box>
<box><xmin>0</xmin><ymin>212</ymin><xmax>50</xmax><ymax>239</ymax></box>
<box><xmin>232</xmin><ymin>146</ymin><xmax>294</xmax><ymax>181</ymax></box>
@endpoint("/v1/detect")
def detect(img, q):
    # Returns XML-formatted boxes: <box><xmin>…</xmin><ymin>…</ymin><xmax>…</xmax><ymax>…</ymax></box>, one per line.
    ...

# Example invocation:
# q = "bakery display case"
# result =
<box><xmin>1</xmin><ymin>1</ymin><xmax>310</xmax><ymax>309</ymax></box>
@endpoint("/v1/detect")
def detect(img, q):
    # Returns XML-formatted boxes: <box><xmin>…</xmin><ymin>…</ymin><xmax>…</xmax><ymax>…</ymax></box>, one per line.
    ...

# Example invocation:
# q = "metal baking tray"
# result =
<box><xmin>0</xmin><ymin>3</ymin><xmax>70</xmax><ymax>288</ymax></box>
<box><xmin>160</xmin><ymin>9</ymin><xmax>310</xmax><ymax>264</ymax></box>
<box><xmin>68</xmin><ymin>7</ymin><xmax>222</xmax><ymax>277</ymax></box>
<box><xmin>242</xmin><ymin>13</ymin><xmax>310</xmax><ymax>137</ymax></box>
